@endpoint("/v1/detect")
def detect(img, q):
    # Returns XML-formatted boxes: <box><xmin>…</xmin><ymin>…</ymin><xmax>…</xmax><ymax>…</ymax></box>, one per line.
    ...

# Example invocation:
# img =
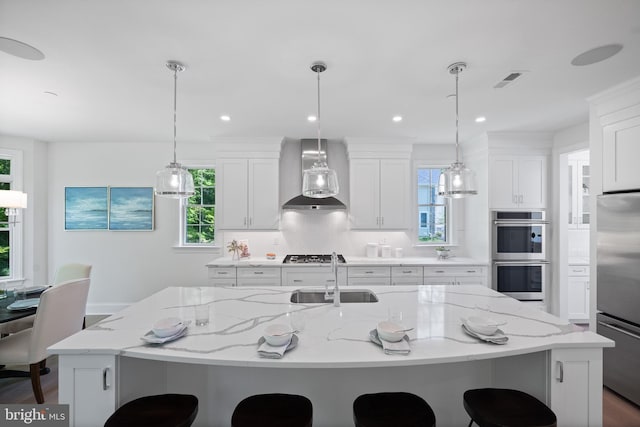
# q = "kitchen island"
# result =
<box><xmin>49</xmin><ymin>285</ymin><xmax>612</xmax><ymax>426</ymax></box>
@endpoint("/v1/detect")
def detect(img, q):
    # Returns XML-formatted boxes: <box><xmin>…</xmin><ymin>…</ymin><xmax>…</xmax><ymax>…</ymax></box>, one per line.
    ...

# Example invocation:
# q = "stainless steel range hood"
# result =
<box><xmin>282</xmin><ymin>139</ymin><xmax>346</xmax><ymax>210</ymax></box>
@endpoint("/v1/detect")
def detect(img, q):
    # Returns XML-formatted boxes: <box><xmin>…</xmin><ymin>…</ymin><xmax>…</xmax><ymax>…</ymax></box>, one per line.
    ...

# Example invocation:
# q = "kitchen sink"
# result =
<box><xmin>290</xmin><ymin>289</ymin><xmax>379</xmax><ymax>303</ymax></box>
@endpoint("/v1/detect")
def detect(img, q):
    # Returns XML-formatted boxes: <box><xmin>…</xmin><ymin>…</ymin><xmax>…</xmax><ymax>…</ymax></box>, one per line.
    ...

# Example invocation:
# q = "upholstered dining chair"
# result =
<box><xmin>0</xmin><ymin>263</ymin><xmax>92</xmax><ymax>335</ymax></box>
<box><xmin>0</xmin><ymin>278</ymin><xmax>90</xmax><ymax>403</ymax></box>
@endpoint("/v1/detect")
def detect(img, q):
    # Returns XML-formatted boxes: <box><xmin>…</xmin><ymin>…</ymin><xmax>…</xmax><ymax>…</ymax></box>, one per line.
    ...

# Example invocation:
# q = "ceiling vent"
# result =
<box><xmin>494</xmin><ymin>71</ymin><xmax>525</xmax><ymax>89</ymax></box>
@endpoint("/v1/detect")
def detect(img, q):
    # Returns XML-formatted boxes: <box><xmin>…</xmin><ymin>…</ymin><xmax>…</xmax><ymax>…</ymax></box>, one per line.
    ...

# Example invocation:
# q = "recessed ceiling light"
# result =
<box><xmin>392</xmin><ymin>115</ymin><xmax>403</xmax><ymax>122</ymax></box>
<box><xmin>220</xmin><ymin>115</ymin><xmax>231</xmax><ymax>121</ymax></box>
<box><xmin>475</xmin><ymin>116</ymin><xmax>486</xmax><ymax>123</ymax></box>
<box><xmin>571</xmin><ymin>44</ymin><xmax>623</xmax><ymax>66</ymax></box>
<box><xmin>307</xmin><ymin>115</ymin><xmax>317</xmax><ymax>122</ymax></box>
<box><xmin>0</xmin><ymin>37</ymin><xmax>45</xmax><ymax>60</ymax></box>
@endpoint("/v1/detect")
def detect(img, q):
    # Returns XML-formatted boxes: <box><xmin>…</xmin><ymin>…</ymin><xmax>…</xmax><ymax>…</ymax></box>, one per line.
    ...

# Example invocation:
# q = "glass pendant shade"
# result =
<box><xmin>301</xmin><ymin>61</ymin><xmax>339</xmax><ymax>199</ymax></box>
<box><xmin>438</xmin><ymin>162</ymin><xmax>477</xmax><ymax>199</ymax></box>
<box><xmin>302</xmin><ymin>161</ymin><xmax>339</xmax><ymax>198</ymax></box>
<box><xmin>154</xmin><ymin>61</ymin><xmax>195</xmax><ymax>198</ymax></box>
<box><xmin>437</xmin><ymin>61</ymin><xmax>477</xmax><ymax>199</ymax></box>
<box><xmin>155</xmin><ymin>161</ymin><xmax>195</xmax><ymax>198</ymax></box>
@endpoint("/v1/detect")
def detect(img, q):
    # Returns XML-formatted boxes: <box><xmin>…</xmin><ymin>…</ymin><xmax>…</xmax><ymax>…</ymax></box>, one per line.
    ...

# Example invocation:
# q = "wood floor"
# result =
<box><xmin>1</xmin><ymin>357</ymin><xmax>639</xmax><ymax>426</ymax></box>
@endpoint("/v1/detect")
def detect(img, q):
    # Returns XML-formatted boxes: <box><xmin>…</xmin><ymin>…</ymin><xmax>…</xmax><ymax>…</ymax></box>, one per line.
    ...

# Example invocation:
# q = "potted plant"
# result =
<box><xmin>434</xmin><ymin>246</ymin><xmax>450</xmax><ymax>259</ymax></box>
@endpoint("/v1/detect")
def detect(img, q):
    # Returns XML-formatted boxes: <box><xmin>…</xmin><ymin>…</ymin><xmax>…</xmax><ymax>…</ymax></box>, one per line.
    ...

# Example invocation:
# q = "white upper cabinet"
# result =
<box><xmin>490</xmin><ymin>155</ymin><xmax>547</xmax><ymax>209</ymax></box>
<box><xmin>568</xmin><ymin>156</ymin><xmax>590</xmax><ymax>229</ymax></box>
<box><xmin>350</xmin><ymin>158</ymin><xmax>410</xmax><ymax>229</ymax></box>
<box><xmin>217</xmin><ymin>158</ymin><xmax>280</xmax><ymax>230</ymax></box>
<box><xmin>603</xmin><ymin>115</ymin><xmax>640</xmax><ymax>192</ymax></box>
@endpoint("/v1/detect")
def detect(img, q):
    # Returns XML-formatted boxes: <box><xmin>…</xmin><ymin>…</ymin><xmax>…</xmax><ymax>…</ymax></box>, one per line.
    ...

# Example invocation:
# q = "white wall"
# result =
<box><xmin>47</xmin><ymin>139</ymin><xmax>463</xmax><ymax>313</ymax></box>
<box><xmin>0</xmin><ymin>134</ymin><xmax>48</xmax><ymax>288</ymax></box>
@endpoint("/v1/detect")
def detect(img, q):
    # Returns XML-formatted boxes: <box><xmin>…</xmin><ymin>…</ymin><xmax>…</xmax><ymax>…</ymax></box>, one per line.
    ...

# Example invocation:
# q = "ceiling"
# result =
<box><xmin>1</xmin><ymin>0</ymin><xmax>640</xmax><ymax>145</ymax></box>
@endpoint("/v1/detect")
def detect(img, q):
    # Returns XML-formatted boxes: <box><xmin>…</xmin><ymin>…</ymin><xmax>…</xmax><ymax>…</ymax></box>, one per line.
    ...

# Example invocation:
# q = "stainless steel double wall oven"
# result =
<box><xmin>492</xmin><ymin>211</ymin><xmax>548</xmax><ymax>300</ymax></box>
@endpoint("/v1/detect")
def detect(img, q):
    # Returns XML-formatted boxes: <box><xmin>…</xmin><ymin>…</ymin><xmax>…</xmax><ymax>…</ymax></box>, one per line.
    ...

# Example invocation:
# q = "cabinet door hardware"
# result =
<box><xmin>103</xmin><ymin>367</ymin><xmax>111</xmax><ymax>390</ymax></box>
<box><xmin>556</xmin><ymin>361</ymin><xmax>564</xmax><ymax>383</ymax></box>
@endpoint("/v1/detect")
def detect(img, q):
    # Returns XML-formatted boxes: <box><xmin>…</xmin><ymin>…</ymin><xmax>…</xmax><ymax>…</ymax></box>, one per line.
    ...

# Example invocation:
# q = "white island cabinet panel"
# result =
<box><xmin>50</xmin><ymin>285</ymin><xmax>612</xmax><ymax>427</ymax></box>
<box><xmin>58</xmin><ymin>354</ymin><xmax>118</xmax><ymax>427</ymax></box>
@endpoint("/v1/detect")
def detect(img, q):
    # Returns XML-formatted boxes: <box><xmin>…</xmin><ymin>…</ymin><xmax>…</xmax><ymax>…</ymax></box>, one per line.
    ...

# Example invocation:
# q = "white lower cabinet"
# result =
<box><xmin>58</xmin><ymin>354</ymin><xmax>117</xmax><ymax>427</ymax></box>
<box><xmin>391</xmin><ymin>266</ymin><xmax>423</xmax><ymax>286</ymax></box>
<box><xmin>282</xmin><ymin>267</ymin><xmax>347</xmax><ymax>287</ymax></box>
<box><xmin>236</xmin><ymin>267</ymin><xmax>281</xmax><ymax>286</ymax></box>
<box><xmin>423</xmin><ymin>266</ymin><xmax>487</xmax><ymax>286</ymax></box>
<box><xmin>568</xmin><ymin>265</ymin><xmax>589</xmax><ymax>322</ymax></box>
<box><xmin>347</xmin><ymin>266</ymin><xmax>391</xmax><ymax>286</ymax></box>
<box><xmin>549</xmin><ymin>348</ymin><xmax>603</xmax><ymax>426</ymax></box>
<box><xmin>208</xmin><ymin>266</ymin><xmax>237</xmax><ymax>286</ymax></box>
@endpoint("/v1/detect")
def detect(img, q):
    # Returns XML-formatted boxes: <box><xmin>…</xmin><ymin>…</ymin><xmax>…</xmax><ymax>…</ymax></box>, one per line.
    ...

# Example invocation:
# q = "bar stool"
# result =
<box><xmin>103</xmin><ymin>394</ymin><xmax>198</xmax><ymax>427</ymax></box>
<box><xmin>353</xmin><ymin>392</ymin><xmax>436</xmax><ymax>427</ymax></box>
<box><xmin>231</xmin><ymin>393</ymin><xmax>313</xmax><ymax>427</ymax></box>
<box><xmin>463</xmin><ymin>388</ymin><xmax>557</xmax><ymax>427</ymax></box>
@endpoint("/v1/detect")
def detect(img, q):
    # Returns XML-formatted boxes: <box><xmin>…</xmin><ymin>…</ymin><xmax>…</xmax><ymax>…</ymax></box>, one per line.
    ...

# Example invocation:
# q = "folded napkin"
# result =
<box><xmin>380</xmin><ymin>337</ymin><xmax>411</xmax><ymax>355</ymax></box>
<box><xmin>257</xmin><ymin>336</ymin><xmax>292</xmax><ymax>359</ymax></box>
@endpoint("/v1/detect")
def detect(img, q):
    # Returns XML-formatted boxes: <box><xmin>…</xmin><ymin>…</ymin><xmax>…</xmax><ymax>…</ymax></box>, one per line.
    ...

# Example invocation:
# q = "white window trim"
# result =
<box><xmin>175</xmin><ymin>161</ymin><xmax>220</xmax><ymax>249</ymax></box>
<box><xmin>0</xmin><ymin>148</ymin><xmax>24</xmax><ymax>280</ymax></box>
<box><xmin>413</xmin><ymin>161</ymin><xmax>454</xmax><ymax>247</ymax></box>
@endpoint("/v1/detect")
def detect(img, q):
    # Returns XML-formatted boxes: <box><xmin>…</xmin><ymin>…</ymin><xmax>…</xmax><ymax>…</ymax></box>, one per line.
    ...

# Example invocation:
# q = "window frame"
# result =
<box><xmin>178</xmin><ymin>164</ymin><xmax>218</xmax><ymax>248</ymax></box>
<box><xmin>0</xmin><ymin>148</ymin><xmax>24</xmax><ymax>280</ymax></box>
<box><xmin>414</xmin><ymin>164</ymin><xmax>452</xmax><ymax>247</ymax></box>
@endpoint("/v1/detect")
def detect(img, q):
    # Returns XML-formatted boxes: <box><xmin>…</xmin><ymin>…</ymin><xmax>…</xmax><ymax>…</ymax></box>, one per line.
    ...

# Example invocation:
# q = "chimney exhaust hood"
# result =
<box><xmin>282</xmin><ymin>139</ymin><xmax>346</xmax><ymax>210</ymax></box>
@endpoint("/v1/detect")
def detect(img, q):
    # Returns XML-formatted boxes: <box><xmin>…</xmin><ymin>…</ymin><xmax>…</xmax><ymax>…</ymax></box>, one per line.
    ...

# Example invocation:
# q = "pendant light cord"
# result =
<box><xmin>172</xmin><ymin>66</ymin><xmax>178</xmax><ymax>164</ymax></box>
<box><xmin>454</xmin><ymin>67</ymin><xmax>460</xmax><ymax>164</ymax></box>
<box><xmin>316</xmin><ymin>67</ymin><xmax>322</xmax><ymax>163</ymax></box>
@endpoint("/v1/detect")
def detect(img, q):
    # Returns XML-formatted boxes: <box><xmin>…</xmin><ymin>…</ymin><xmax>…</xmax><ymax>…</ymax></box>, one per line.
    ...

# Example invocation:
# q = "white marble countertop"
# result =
<box><xmin>206</xmin><ymin>256</ymin><xmax>488</xmax><ymax>267</ymax></box>
<box><xmin>49</xmin><ymin>285</ymin><xmax>612</xmax><ymax>368</ymax></box>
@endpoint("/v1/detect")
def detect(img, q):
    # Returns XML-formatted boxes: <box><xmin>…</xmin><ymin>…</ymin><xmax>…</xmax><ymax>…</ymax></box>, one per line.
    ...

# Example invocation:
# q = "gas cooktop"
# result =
<box><xmin>282</xmin><ymin>254</ymin><xmax>346</xmax><ymax>264</ymax></box>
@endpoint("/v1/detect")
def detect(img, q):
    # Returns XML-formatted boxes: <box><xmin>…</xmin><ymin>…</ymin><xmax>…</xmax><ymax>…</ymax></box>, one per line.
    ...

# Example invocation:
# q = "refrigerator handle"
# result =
<box><xmin>598</xmin><ymin>321</ymin><xmax>640</xmax><ymax>340</ymax></box>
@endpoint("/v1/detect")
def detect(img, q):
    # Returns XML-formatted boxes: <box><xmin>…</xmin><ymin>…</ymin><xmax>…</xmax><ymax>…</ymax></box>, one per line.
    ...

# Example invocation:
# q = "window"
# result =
<box><xmin>0</xmin><ymin>149</ymin><xmax>23</xmax><ymax>279</ymax></box>
<box><xmin>183</xmin><ymin>168</ymin><xmax>215</xmax><ymax>245</ymax></box>
<box><xmin>417</xmin><ymin>167</ymin><xmax>448</xmax><ymax>244</ymax></box>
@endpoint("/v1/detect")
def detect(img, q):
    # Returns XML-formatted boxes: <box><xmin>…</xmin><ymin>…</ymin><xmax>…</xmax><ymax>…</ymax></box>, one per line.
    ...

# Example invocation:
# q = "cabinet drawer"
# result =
<box><xmin>391</xmin><ymin>266</ymin><xmax>423</xmax><ymax>277</ymax></box>
<box><xmin>348</xmin><ymin>266</ymin><xmax>390</xmax><ymax>278</ymax></box>
<box><xmin>237</xmin><ymin>267</ymin><xmax>281</xmax><ymax>279</ymax></box>
<box><xmin>392</xmin><ymin>277</ymin><xmax>423</xmax><ymax>286</ymax></box>
<box><xmin>209</xmin><ymin>279</ymin><xmax>237</xmax><ymax>287</ymax></box>
<box><xmin>208</xmin><ymin>267</ymin><xmax>236</xmax><ymax>279</ymax></box>
<box><xmin>347</xmin><ymin>277</ymin><xmax>391</xmax><ymax>286</ymax></box>
<box><xmin>424</xmin><ymin>266</ymin><xmax>485</xmax><ymax>277</ymax></box>
<box><xmin>568</xmin><ymin>265</ymin><xmax>588</xmax><ymax>276</ymax></box>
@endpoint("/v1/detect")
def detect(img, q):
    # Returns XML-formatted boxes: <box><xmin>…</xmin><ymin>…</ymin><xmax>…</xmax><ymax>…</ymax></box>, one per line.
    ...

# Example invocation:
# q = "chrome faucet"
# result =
<box><xmin>324</xmin><ymin>252</ymin><xmax>341</xmax><ymax>306</ymax></box>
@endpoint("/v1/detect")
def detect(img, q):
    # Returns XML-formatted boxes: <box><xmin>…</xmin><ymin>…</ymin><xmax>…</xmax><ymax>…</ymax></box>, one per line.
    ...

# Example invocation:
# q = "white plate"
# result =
<box><xmin>258</xmin><ymin>334</ymin><xmax>299</xmax><ymax>352</ymax></box>
<box><xmin>24</xmin><ymin>286</ymin><xmax>49</xmax><ymax>295</ymax></box>
<box><xmin>7</xmin><ymin>298</ymin><xmax>40</xmax><ymax>311</ymax></box>
<box><xmin>141</xmin><ymin>325</ymin><xmax>188</xmax><ymax>344</ymax></box>
<box><xmin>461</xmin><ymin>324</ymin><xmax>508</xmax><ymax>344</ymax></box>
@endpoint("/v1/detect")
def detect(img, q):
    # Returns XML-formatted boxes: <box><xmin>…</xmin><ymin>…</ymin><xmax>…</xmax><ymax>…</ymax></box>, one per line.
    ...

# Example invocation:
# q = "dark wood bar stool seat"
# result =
<box><xmin>353</xmin><ymin>392</ymin><xmax>436</xmax><ymax>427</ymax></box>
<box><xmin>231</xmin><ymin>393</ymin><xmax>313</xmax><ymax>427</ymax></box>
<box><xmin>103</xmin><ymin>393</ymin><xmax>198</xmax><ymax>427</ymax></box>
<box><xmin>463</xmin><ymin>388</ymin><xmax>557</xmax><ymax>427</ymax></box>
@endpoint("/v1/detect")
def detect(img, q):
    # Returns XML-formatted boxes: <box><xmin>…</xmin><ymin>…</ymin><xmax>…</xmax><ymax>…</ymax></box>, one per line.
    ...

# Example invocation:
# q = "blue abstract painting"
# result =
<box><xmin>65</xmin><ymin>187</ymin><xmax>109</xmax><ymax>230</ymax></box>
<box><xmin>108</xmin><ymin>187</ymin><xmax>154</xmax><ymax>231</ymax></box>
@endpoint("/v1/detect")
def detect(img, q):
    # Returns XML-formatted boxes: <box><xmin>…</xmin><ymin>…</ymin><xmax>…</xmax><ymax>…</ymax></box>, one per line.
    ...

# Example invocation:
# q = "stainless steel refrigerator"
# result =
<box><xmin>597</xmin><ymin>192</ymin><xmax>640</xmax><ymax>406</ymax></box>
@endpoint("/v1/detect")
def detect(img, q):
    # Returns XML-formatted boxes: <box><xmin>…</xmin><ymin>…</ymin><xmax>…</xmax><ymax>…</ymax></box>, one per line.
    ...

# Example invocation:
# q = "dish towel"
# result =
<box><xmin>380</xmin><ymin>338</ymin><xmax>411</xmax><ymax>355</ymax></box>
<box><xmin>257</xmin><ymin>337</ymin><xmax>291</xmax><ymax>359</ymax></box>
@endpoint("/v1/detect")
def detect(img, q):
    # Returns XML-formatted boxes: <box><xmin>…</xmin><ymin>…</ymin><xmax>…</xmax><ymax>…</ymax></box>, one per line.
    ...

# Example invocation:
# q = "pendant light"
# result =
<box><xmin>438</xmin><ymin>62</ymin><xmax>477</xmax><ymax>198</ymax></box>
<box><xmin>155</xmin><ymin>61</ymin><xmax>195</xmax><ymax>198</ymax></box>
<box><xmin>302</xmin><ymin>62</ymin><xmax>339</xmax><ymax>198</ymax></box>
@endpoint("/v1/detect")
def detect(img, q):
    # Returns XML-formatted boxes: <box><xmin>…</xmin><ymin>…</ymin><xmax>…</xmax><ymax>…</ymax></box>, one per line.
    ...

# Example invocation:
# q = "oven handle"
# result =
<box><xmin>493</xmin><ymin>260</ymin><xmax>550</xmax><ymax>265</ymax></box>
<box><xmin>493</xmin><ymin>220</ymin><xmax>549</xmax><ymax>225</ymax></box>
